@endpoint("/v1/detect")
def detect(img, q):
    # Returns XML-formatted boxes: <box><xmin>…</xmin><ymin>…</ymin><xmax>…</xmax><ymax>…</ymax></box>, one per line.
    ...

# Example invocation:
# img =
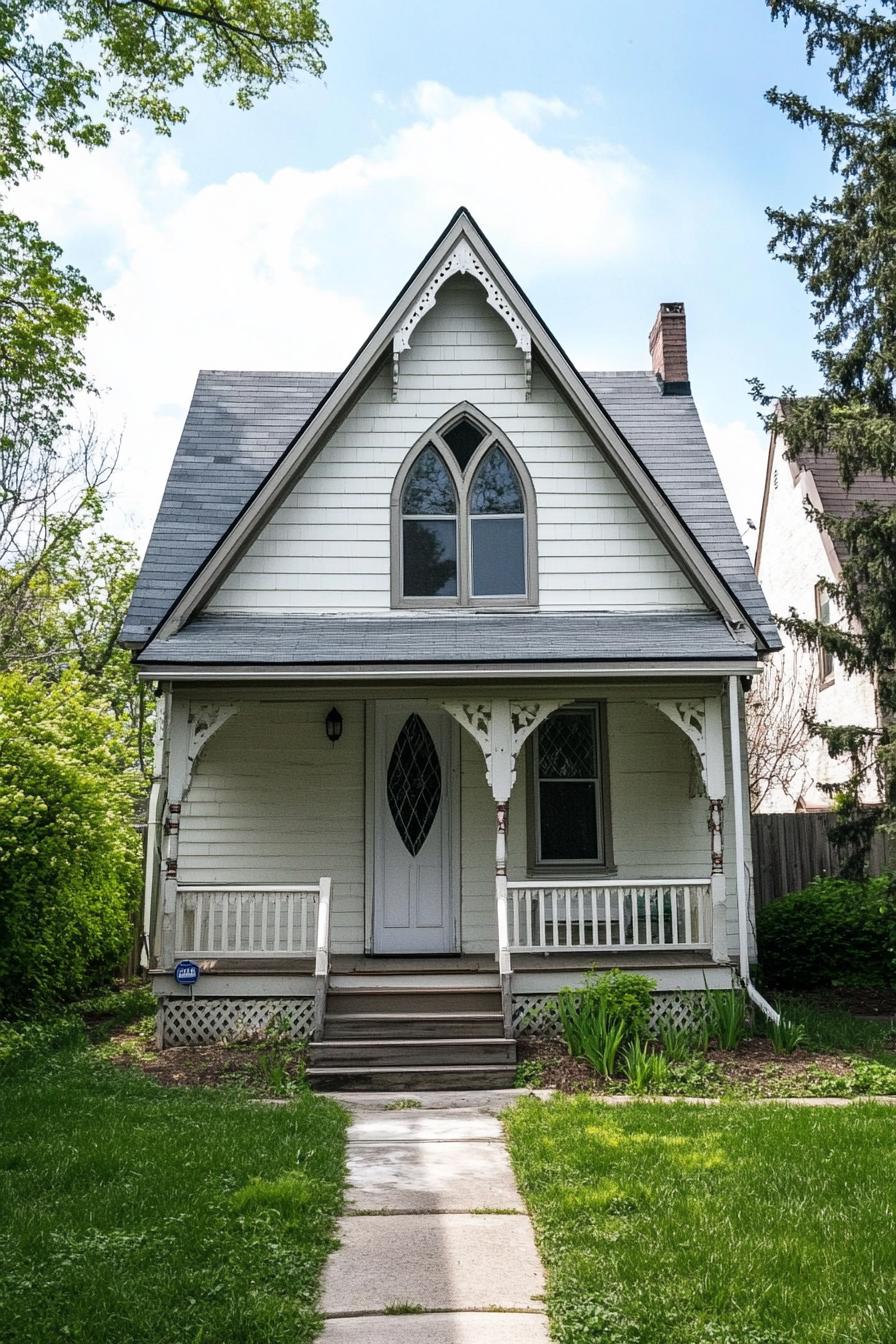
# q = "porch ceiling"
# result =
<box><xmin>137</xmin><ymin>610</ymin><xmax>757</xmax><ymax>671</ymax></box>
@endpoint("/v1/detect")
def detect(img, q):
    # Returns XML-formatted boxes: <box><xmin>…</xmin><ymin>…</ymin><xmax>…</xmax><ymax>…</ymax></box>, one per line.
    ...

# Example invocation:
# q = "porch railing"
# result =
<box><xmin>506</xmin><ymin>880</ymin><xmax>712</xmax><ymax>954</ymax></box>
<box><xmin>174</xmin><ymin>883</ymin><xmax>324</xmax><ymax>958</ymax></box>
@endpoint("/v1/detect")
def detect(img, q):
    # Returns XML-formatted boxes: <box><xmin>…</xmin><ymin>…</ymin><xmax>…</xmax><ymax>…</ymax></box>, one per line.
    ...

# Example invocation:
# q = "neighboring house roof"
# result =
<box><xmin>124</xmin><ymin>367</ymin><xmax>779</xmax><ymax>655</ymax></box>
<box><xmin>794</xmin><ymin>450</ymin><xmax>896</xmax><ymax>569</ymax></box>
<box><xmin>137</xmin><ymin>609</ymin><xmax>756</xmax><ymax>673</ymax></box>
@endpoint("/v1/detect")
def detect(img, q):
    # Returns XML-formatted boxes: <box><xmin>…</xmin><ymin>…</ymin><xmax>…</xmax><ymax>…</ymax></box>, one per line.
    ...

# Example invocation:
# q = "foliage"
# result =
<box><xmin>620</xmin><ymin>1038</ymin><xmax>670</xmax><ymax>1094</ymax></box>
<box><xmin>248</xmin><ymin>1015</ymin><xmax>308</xmax><ymax>1096</ymax></box>
<box><xmin>514</xmin><ymin>1057</ymin><xmax>546</xmax><ymax>1089</ymax></box>
<box><xmin>704</xmin><ymin>988</ymin><xmax>749</xmax><ymax>1050</ymax></box>
<box><xmin>0</xmin><ymin>1019</ymin><xmax>347</xmax><ymax>1343</ymax></box>
<box><xmin>757</xmin><ymin>875</ymin><xmax>896</xmax><ymax>989</ymax></box>
<box><xmin>755</xmin><ymin>0</ymin><xmax>896</xmax><ymax>869</ymax></box>
<box><xmin>558</xmin><ymin>972</ymin><xmax>656</xmax><ymax>1079</ymax></box>
<box><xmin>747</xmin><ymin>650</ymin><xmax>818</xmax><ymax>809</ymax></box>
<box><xmin>767</xmin><ymin>1014</ymin><xmax>808</xmax><ymax>1055</ymax></box>
<box><xmin>658</xmin><ymin>1019</ymin><xmax>704</xmax><ymax>1061</ymax></box>
<box><xmin>0</xmin><ymin>0</ymin><xmax>330</xmax><ymax>188</ymax></box>
<box><xmin>0</xmin><ymin>668</ymin><xmax>142</xmax><ymax>1014</ymax></box>
<box><xmin>505</xmin><ymin>1094</ymin><xmax>896</xmax><ymax>1344</ymax></box>
<box><xmin>775</xmin><ymin>994</ymin><xmax>896</xmax><ymax>1054</ymax></box>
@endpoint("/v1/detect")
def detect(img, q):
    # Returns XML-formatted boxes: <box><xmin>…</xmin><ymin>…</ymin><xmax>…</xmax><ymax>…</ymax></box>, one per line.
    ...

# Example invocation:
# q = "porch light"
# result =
<box><xmin>325</xmin><ymin>707</ymin><xmax>343</xmax><ymax>744</ymax></box>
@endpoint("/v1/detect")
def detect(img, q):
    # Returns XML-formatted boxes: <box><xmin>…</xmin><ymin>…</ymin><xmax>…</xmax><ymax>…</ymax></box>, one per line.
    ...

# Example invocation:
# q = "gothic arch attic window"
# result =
<box><xmin>392</xmin><ymin>408</ymin><xmax>537</xmax><ymax>607</ymax></box>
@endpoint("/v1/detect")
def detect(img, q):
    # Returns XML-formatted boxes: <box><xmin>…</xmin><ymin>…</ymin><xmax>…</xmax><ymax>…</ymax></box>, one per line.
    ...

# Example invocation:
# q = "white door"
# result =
<box><xmin>373</xmin><ymin>703</ymin><xmax>456</xmax><ymax>954</ymax></box>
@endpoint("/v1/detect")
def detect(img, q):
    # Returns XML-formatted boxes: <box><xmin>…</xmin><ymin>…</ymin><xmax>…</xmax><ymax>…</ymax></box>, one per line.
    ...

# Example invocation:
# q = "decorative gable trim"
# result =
<box><xmin>147</xmin><ymin>208</ymin><xmax>768</xmax><ymax>649</ymax></box>
<box><xmin>391</xmin><ymin>241</ymin><xmax>532</xmax><ymax>400</ymax></box>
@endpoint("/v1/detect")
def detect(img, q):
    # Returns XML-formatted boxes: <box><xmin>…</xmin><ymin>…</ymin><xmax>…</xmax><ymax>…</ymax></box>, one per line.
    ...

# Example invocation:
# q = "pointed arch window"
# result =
<box><xmin>393</xmin><ymin>407</ymin><xmax>537</xmax><ymax>607</ymax></box>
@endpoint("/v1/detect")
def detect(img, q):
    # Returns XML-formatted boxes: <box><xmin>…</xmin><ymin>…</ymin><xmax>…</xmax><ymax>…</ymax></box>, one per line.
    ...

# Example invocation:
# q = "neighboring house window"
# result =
<box><xmin>529</xmin><ymin>706</ymin><xmax>613</xmax><ymax>869</ymax></box>
<box><xmin>815</xmin><ymin>581</ymin><xmax>834</xmax><ymax>684</ymax></box>
<box><xmin>393</xmin><ymin>406</ymin><xmax>537</xmax><ymax>606</ymax></box>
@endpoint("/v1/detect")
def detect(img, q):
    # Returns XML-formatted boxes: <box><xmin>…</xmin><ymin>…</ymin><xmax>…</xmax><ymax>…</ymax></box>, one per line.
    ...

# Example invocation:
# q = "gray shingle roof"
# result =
<box><xmin>124</xmin><ymin>367</ymin><xmax>780</xmax><ymax>655</ymax></box>
<box><xmin>138</xmin><ymin>610</ymin><xmax>757</xmax><ymax>668</ymax></box>
<box><xmin>795</xmin><ymin>448</ymin><xmax>896</xmax><ymax>568</ymax></box>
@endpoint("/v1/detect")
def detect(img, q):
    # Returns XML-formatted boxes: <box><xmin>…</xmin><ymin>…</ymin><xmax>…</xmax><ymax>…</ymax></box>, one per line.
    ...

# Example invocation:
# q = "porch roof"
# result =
<box><xmin>137</xmin><ymin>609</ymin><xmax>757</xmax><ymax>672</ymax></box>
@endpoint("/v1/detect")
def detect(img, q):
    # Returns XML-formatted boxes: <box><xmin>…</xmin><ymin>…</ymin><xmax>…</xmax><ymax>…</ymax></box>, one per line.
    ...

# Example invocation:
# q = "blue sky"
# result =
<box><xmin>14</xmin><ymin>0</ymin><xmax>834</xmax><ymax>546</ymax></box>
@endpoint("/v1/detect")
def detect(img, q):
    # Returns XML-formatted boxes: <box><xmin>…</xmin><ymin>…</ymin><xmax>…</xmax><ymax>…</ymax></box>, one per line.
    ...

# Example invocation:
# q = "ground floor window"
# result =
<box><xmin>531</xmin><ymin>705</ymin><xmax>611</xmax><ymax>868</ymax></box>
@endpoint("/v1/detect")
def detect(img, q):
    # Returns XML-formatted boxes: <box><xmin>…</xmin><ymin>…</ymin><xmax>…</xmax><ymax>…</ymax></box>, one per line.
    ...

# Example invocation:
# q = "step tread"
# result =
<box><xmin>328</xmin><ymin>986</ymin><xmax>500</xmax><ymax>995</ymax></box>
<box><xmin>311</xmin><ymin>1037</ymin><xmax>514</xmax><ymax>1048</ymax></box>
<box><xmin>306</xmin><ymin>1064</ymin><xmax>517</xmax><ymax>1076</ymax></box>
<box><xmin>325</xmin><ymin>1011</ymin><xmax>503</xmax><ymax>1021</ymax></box>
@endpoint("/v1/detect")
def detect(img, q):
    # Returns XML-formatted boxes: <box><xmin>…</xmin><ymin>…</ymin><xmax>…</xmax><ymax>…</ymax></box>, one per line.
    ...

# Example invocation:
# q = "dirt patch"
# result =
<box><xmin>102</xmin><ymin>1027</ymin><xmax>305</xmax><ymax>1094</ymax></box>
<box><xmin>705</xmin><ymin>1036</ymin><xmax>851</xmax><ymax>1087</ymax></box>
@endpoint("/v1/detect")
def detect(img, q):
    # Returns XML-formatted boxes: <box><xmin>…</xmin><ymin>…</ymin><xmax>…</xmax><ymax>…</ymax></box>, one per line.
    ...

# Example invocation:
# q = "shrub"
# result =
<box><xmin>557</xmin><ymin>970</ymin><xmax>655</xmax><ymax>1077</ymax></box>
<box><xmin>0</xmin><ymin>671</ymin><xmax>142</xmax><ymax>1015</ymax></box>
<box><xmin>704</xmin><ymin>988</ymin><xmax>748</xmax><ymax>1049</ymax></box>
<box><xmin>757</xmin><ymin>875</ymin><xmax>896</xmax><ymax>990</ymax></box>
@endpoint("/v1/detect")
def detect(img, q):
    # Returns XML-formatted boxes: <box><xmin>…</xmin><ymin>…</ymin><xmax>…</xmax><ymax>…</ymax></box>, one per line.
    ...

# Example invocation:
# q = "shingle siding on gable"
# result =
<box><xmin>207</xmin><ymin>276</ymin><xmax>703</xmax><ymax>615</ymax></box>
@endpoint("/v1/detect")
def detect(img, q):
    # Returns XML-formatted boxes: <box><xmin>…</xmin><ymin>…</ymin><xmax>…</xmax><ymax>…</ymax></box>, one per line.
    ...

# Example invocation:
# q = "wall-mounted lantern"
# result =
<box><xmin>325</xmin><ymin>706</ymin><xmax>343</xmax><ymax>745</ymax></box>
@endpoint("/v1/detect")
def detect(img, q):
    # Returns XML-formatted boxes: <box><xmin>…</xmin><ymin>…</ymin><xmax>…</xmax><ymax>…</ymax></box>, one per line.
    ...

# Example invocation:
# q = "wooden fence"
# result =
<box><xmin>751</xmin><ymin>811</ymin><xmax>894</xmax><ymax>909</ymax></box>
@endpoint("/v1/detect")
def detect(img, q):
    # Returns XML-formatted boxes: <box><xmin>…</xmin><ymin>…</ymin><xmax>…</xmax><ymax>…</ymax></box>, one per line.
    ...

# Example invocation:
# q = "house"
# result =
<box><xmin>123</xmin><ymin>209</ymin><xmax>781</xmax><ymax>1088</ymax></box>
<box><xmin>753</xmin><ymin>426</ymin><xmax>883</xmax><ymax>812</ymax></box>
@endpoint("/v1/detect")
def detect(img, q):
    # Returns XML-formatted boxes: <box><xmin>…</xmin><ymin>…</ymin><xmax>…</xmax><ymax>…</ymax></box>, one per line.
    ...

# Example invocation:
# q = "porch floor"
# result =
<box><xmin>151</xmin><ymin>950</ymin><xmax>720</xmax><ymax>976</ymax></box>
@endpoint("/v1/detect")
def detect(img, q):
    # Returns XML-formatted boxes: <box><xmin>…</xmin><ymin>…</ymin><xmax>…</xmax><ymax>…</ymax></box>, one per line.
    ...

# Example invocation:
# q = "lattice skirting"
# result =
<box><xmin>158</xmin><ymin>996</ymin><xmax>315</xmax><ymax>1047</ymax></box>
<box><xmin>512</xmin><ymin>990</ymin><xmax>710</xmax><ymax>1039</ymax></box>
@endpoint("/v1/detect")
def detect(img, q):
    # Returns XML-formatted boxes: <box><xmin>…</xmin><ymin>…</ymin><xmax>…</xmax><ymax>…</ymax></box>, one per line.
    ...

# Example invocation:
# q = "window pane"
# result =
<box><xmin>539</xmin><ymin>781</ymin><xmax>599</xmax><ymax>861</ymax></box>
<box><xmin>443</xmin><ymin>417</ymin><xmax>486</xmax><ymax>471</ymax></box>
<box><xmin>470</xmin><ymin>446</ymin><xmax>524</xmax><ymax>514</ymax></box>
<box><xmin>471</xmin><ymin>516</ymin><xmax>525</xmax><ymax>596</ymax></box>
<box><xmin>402</xmin><ymin>446</ymin><xmax>456</xmax><ymax>515</ymax></box>
<box><xmin>538</xmin><ymin>712</ymin><xmax>597</xmax><ymax>779</ymax></box>
<box><xmin>403</xmin><ymin>519</ymin><xmax>457</xmax><ymax>596</ymax></box>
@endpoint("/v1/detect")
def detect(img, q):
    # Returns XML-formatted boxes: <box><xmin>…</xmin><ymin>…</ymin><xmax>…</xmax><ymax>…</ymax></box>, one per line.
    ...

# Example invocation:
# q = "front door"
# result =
<box><xmin>373</xmin><ymin>703</ymin><xmax>456</xmax><ymax>954</ymax></box>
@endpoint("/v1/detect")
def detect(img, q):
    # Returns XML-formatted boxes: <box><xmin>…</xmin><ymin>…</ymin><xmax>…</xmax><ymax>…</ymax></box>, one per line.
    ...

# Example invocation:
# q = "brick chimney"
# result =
<box><xmin>649</xmin><ymin>302</ymin><xmax>689</xmax><ymax>393</ymax></box>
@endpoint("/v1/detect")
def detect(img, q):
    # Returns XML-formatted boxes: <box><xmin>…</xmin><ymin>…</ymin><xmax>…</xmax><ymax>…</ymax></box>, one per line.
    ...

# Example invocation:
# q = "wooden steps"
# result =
<box><xmin>306</xmin><ymin>974</ymin><xmax>517</xmax><ymax>1091</ymax></box>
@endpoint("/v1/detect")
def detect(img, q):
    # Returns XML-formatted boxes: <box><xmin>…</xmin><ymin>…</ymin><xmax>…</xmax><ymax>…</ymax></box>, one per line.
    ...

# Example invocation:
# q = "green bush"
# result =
<box><xmin>0</xmin><ymin>670</ymin><xmax>141</xmax><ymax>1015</ymax></box>
<box><xmin>757</xmin><ymin>875</ymin><xmax>896</xmax><ymax>990</ymax></box>
<box><xmin>557</xmin><ymin>969</ymin><xmax>656</xmax><ymax>1076</ymax></box>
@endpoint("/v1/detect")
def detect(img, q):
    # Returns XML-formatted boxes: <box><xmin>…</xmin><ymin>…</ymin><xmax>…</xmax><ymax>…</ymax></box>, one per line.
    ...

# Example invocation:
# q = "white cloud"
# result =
<box><xmin>12</xmin><ymin>82</ymin><xmax>646</xmax><ymax>544</ymax></box>
<box><xmin>705</xmin><ymin>419</ymin><xmax>769</xmax><ymax>556</ymax></box>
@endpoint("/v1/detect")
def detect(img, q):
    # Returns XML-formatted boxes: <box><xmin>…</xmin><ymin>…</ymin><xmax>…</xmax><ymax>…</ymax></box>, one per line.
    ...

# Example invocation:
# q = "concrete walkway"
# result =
<box><xmin>319</xmin><ymin>1090</ymin><xmax>550</xmax><ymax>1342</ymax></box>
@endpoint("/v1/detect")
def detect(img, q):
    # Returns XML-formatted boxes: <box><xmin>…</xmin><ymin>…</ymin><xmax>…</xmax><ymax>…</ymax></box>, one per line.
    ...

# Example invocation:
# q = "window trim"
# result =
<box><xmin>815</xmin><ymin>580</ymin><xmax>835</xmax><ymax>686</ymax></box>
<box><xmin>526</xmin><ymin>703</ymin><xmax>615</xmax><ymax>875</ymax></box>
<box><xmin>390</xmin><ymin>402</ymin><xmax>539</xmax><ymax>609</ymax></box>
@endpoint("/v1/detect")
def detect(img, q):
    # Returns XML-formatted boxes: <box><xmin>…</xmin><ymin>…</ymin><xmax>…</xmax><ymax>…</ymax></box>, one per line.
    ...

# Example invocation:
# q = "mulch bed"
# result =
<box><xmin>104</xmin><ymin>1027</ymin><xmax>305</xmax><ymax>1092</ymax></box>
<box><xmin>517</xmin><ymin>1034</ymin><xmax>854</xmax><ymax>1095</ymax></box>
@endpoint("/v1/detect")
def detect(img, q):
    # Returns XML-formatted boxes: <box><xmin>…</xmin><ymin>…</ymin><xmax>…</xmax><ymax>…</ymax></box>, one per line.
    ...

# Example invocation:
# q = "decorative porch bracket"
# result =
<box><xmin>441</xmin><ymin>699</ymin><xmax>569</xmax><ymax>1032</ymax></box>
<box><xmin>651</xmin><ymin>697</ymin><xmax>728</xmax><ymax>963</ymax></box>
<box><xmin>392</xmin><ymin>241</ymin><xmax>533</xmax><ymax>401</ymax></box>
<box><xmin>159</xmin><ymin>700</ymin><xmax>240</xmax><ymax>968</ymax></box>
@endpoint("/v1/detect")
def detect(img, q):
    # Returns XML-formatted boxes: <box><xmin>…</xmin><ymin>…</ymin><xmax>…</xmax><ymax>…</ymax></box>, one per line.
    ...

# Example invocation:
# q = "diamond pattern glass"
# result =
<box><xmin>538</xmin><ymin>712</ymin><xmax>597</xmax><ymax>780</ymax></box>
<box><xmin>387</xmin><ymin>714</ymin><xmax>442</xmax><ymax>856</ymax></box>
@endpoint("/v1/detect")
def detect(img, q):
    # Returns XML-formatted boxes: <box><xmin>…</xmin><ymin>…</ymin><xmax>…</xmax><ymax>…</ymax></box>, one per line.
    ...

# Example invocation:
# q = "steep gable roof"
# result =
<box><xmin>123</xmin><ymin>209</ymin><xmax>780</xmax><ymax>653</ymax></box>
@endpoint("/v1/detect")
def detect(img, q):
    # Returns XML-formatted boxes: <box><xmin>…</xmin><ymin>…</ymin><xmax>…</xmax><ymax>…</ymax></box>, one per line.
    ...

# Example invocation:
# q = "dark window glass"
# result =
<box><xmin>816</xmin><ymin>582</ymin><xmax>834</xmax><ymax>682</ymax></box>
<box><xmin>470</xmin><ymin>446</ymin><xmax>524</xmax><ymax>513</ymax></box>
<box><xmin>402</xmin><ymin>446</ymin><xmax>456</xmax><ymax>515</ymax></box>
<box><xmin>443</xmin><ymin>416</ymin><xmax>486</xmax><ymax>470</ymax></box>
<box><xmin>536</xmin><ymin>711</ymin><xmax>602</xmax><ymax>863</ymax></box>
<box><xmin>403</xmin><ymin>519</ymin><xmax>457</xmax><ymax>596</ymax></box>
<box><xmin>471</xmin><ymin>516</ymin><xmax>525</xmax><ymax>596</ymax></box>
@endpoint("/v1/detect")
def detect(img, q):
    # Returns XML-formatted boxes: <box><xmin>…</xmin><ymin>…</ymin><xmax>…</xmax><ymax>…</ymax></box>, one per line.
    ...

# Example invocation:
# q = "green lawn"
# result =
<box><xmin>505</xmin><ymin>1094</ymin><xmax>896</xmax><ymax>1344</ymax></box>
<box><xmin>0</xmin><ymin>1020</ymin><xmax>347</xmax><ymax>1344</ymax></box>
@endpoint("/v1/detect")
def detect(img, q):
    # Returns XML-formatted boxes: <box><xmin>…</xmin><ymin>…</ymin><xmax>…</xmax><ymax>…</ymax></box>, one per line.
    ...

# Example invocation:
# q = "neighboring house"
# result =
<box><xmin>753</xmin><ymin>427</ymin><xmax>883</xmax><ymax>812</ymax></box>
<box><xmin>122</xmin><ymin>209</ymin><xmax>780</xmax><ymax>1088</ymax></box>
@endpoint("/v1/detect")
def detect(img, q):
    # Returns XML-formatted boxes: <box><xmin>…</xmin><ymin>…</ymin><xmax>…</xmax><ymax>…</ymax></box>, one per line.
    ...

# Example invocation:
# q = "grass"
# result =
<box><xmin>775</xmin><ymin>995</ymin><xmax>896</xmax><ymax>1057</ymax></box>
<box><xmin>505</xmin><ymin>1094</ymin><xmax>896</xmax><ymax>1344</ymax></box>
<box><xmin>0</xmin><ymin>1003</ymin><xmax>348</xmax><ymax>1344</ymax></box>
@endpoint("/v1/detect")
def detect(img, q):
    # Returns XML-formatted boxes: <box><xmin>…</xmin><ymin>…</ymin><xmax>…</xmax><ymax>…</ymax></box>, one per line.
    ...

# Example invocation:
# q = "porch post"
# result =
<box><xmin>441</xmin><ymin>699</ymin><xmax>569</xmax><ymax>1036</ymax></box>
<box><xmin>727</xmin><ymin>675</ymin><xmax>752</xmax><ymax>983</ymax></box>
<box><xmin>704</xmin><ymin>696</ymin><xmax>729</xmax><ymax>964</ymax></box>
<box><xmin>143</xmin><ymin>690</ymin><xmax>169</xmax><ymax>968</ymax></box>
<box><xmin>160</xmin><ymin>695</ymin><xmax>189</xmax><ymax>970</ymax></box>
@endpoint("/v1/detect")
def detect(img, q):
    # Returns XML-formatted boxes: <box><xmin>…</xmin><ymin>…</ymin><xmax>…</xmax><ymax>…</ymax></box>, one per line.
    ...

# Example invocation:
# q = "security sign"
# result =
<box><xmin>174</xmin><ymin>960</ymin><xmax>200</xmax><ymax>986</ymax></box>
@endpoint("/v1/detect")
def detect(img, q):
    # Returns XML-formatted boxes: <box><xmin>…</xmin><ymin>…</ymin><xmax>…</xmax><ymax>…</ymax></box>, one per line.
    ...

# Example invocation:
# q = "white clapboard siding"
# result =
<box><xmin>208</xmin><ymin>275</ymin><xmax>703</xmax><ymax>614</ymax></box>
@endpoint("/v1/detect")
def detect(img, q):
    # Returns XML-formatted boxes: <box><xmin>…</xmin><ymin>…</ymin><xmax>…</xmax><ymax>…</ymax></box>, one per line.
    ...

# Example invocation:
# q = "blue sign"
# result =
<box><xmin>174</xmin><ymin>960</ymin><xmax>200</xmax><ymax>986</ymax></box>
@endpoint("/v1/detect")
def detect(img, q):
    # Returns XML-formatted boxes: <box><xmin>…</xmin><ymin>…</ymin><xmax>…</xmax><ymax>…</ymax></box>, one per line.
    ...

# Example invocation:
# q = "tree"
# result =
<box><xmin>747</xmin><ymin>651</ymin><xmax>819</xmax><ymax>811</ymax></box>
<box><xmin>755</xmin><ymin>0</ymin><xmax>896</xmax><ymax>872</ymax></box>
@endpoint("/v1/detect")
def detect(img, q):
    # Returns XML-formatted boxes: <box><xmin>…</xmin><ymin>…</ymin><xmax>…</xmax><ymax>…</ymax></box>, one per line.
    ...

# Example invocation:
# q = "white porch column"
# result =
<box><xmin>158</xmin><ymin>699</ymin><xmax>240</xmax><ymax>970</ymax></box>
<box><xmin>652</xmin><ymin>695</ymin><xmax>728</xmax><ymax>963</ymax></box>
<box><xmin>441</xmin><ymin>699</ymin><xmax>569</xmax><ymax>1028</ymax></box>
<box><xmin>143</xmin><ymin>690</ymin><xmax>169</xmax><ymax>969</ymax></box>
<box><xmin>727</xmin><ymin>675</ymin><xmax>751</xmax><ymax>983</ymax></box>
